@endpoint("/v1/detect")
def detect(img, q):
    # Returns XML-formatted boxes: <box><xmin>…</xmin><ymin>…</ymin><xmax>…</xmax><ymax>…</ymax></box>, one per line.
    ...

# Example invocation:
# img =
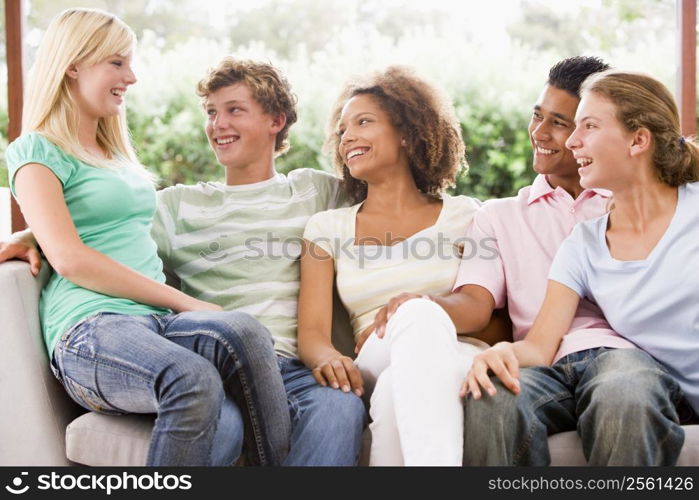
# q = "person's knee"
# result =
<box><xmin>154</xmin><ymin>355</ymin><xmax>224</xmax><ymax>442</ymax></box>
<box><xmin>164</xmin><ymin>355</ymin><xmax>224</xmax><ymax>417</ymax></box>
<box><xmin>392</xmin><ymin>297</ymin><xmax>445</xmax><ymax>324</ymax></box>
<box><xmin>312</xmin><ymin>388</ymin><xmax>367</xmax><ymax>435</ymax></box>
<box><xmin>221</xmin><ymin>310</ymin><xmax>271</xmax><ymax>336</ymax></box>
<box><xmin>199</xmin><ymin>310</ymin><xmax>276</xmax><ymax>356</ymax></box>
<box><xmin>589</xmin><ymin>349</ymin><xmax>677</xmax><ymax>413</ymax></box>
<box><xmin>581</xmin><ymin>351</ymin><xmax>683</xmax><ymax>450</ymax></box>
<box><xmin>332</xmin><ymin>390</ymin><xmax>367</xmax><ymax>427</ymax></box>
<box><xmin>581</xmin><ymin>350</ymin><xmax>684</xmax><ymax>464</ymax></box>
<box><xmin>463</xmin><ymin>378</ymin><xmax>519</xmax><ymax>424</ymax></box>
<box><xmin>463</xmin><ymin>376</ymin><xmax>544</xmax><ymax>466</ymax></box>
<box><xmin>386</xmin><ymin>298</ymin><xmax>452</xmax><ymax>345</ymax></box>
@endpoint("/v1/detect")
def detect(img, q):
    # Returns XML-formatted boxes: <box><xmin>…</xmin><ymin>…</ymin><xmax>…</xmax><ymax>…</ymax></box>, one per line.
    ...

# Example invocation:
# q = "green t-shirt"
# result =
<box><xmin>151</xmin><ymin>169</ymin><xmax>345</xmax><ymax>358</ymax></box>
<box><xmin>6</xmin><ymin>132</ymin><xmax>169</xmax><ymax>356</ymax></box>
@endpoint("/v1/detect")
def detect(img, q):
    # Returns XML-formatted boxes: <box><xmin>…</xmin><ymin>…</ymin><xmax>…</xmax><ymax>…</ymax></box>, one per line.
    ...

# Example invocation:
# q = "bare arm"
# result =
<box><xmin>512</xmin><ymin>281</ymin><xmax>581</xmax><ymax>365</ymax></box>
<box><xmin>433</xmin><ymin>284</ymin><xmax>497</xmax><ymax>335</ymax></box>
<box><xmin>474</xmin><ymin>307</ymin><xmax>513</xmax><ymax>346</ymax></box>
<box><xmin>13</xmin><ymin>163</ymin><xmax>219</xmax><ymax>312</ymax></box>
<box><xmin>297</xmin><ymin>239</ymin><xmax>363</xmax><ymax>396</ymax></box>
<box><xmin>463</xmin><ymin>280</ymin><xmax>580</xmax><ymax>398</ymax></box>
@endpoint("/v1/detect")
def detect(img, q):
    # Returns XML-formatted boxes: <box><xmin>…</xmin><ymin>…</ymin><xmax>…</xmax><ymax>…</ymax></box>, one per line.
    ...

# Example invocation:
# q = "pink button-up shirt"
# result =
<box><xmin>453</xmin><ymin>174</ymin><xmax>635</xmax><ymax>362</ymax></box>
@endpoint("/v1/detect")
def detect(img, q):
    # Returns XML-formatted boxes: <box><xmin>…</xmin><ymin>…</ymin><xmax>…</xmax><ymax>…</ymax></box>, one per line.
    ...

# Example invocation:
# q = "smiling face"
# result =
<box><xmin>69</xmin><ymin>51</ymin><xmax>136</xmax><ymax>121</ymax></box>
<box><xmin>565</xmin><ymin>92</ymin><xmax>635</xmax><ymax>190</ymax></box>
<box><xmin>528</xmin><ymin>84</ymin><xmax>580</xmax><ymax>183</ymax></box>
<box><xmin>336</xmin><ymin>93</ymin><xmax>407</xmax><ymax>182</ymax></box>
<box><xmin>204</xmin><ymin>83</ymin><xmax>283</xmax><ymax>170</ymax></box>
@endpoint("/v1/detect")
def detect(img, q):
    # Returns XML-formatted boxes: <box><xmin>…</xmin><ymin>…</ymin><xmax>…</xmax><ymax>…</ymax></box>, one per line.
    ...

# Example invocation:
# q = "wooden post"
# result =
<box><xmin>5</xmin><ymin>0</ymin><xmax>26</xmax><ymax>232</ymax></box>
<box><xmin>678</xmin><ymin>0</ymin><xmax>697</xmax><ymax>137</ymax></box>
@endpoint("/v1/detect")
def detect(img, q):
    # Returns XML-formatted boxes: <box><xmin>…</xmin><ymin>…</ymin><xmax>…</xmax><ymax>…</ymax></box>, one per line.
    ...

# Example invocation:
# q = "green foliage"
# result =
<box><xmin>123</xmin><ymin>76</ymin><xmax>538</xmax><ymax>199</ymax></box>
<box><xmin>451</xmin><ymin>95</ymin><xmax>535</xmax><ymax>200</ymax></box>
<box><xmin>1</xmin><ymin>0</ymin><xmax>691</xmax><ymax>201</ymax></box>
<box><xmin>127</xmin><ymin>100</ymin><xmax>221</xmax><ymax>187</ymax></box>
<box><xmin>115</xmin><ymin>30</ymin><xmax>544</xmax><ymax>198</ymax></box>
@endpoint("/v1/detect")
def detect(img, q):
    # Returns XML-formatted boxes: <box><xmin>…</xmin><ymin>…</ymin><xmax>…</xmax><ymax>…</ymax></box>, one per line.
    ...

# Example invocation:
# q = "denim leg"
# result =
<box><xmin>53</xmin><ymin>313</ymin><xmax>225</xmax><ymax>466</ymax></box>
<box><xmin>575</xmin><ymin>348</ymin><xmax>685</xmax><ymax>465</ymax></box>
<box><xmin>211</xmin><ymin>396</ymin><xmax>244</xmax><ymax>466</ymax></box>
<box><xmin>159</xmin><ymin>310</ymin><xmax>291</xmax><ymax>466</ymax></box>
<box><xmin>279</xmin><ymin>357</ymin><xmax>367</xmax><ymax>466</ymax></box>
<box><xmin>463</xmin><ymin>365</ymin><xmax>577</xmax><ymax>466</ymax></box>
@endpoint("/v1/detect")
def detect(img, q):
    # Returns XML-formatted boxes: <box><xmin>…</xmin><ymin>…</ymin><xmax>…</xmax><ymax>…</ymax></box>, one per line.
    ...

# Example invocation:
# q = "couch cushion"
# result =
<box><xmin>676</xmin><ymin>425</ymin><xmax>699</xmax><ymax>466</ymax></box>
<box><xmin>549</xmin><ymin>431</ymin><xmax>587</xmax><ymax>465</ymax></box>
<box><xmin>548</xmin><ymin>426</ymin><xmax>699</xmax><ymax>466</ymax></box>
<box><xmin>67</xmin><ymin>412</ymin><xmax>699</xmax><ymax>466</ymax></box>
<box><xmin>66</xmin><ymin>412</ymin><xmax>369</xmax><ymax>466</ymax></box>
<box><xmin>66</xmin><ymin>413</ymin><xmax>152</xmax><ymax>466</ymax></box>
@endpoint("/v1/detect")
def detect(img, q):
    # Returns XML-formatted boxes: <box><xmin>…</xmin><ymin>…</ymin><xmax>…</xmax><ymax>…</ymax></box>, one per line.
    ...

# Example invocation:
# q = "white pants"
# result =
<box><xmin>354</xmin><ymin>298</ymin><xmax>487</xmax><ymax>466</ymax></box>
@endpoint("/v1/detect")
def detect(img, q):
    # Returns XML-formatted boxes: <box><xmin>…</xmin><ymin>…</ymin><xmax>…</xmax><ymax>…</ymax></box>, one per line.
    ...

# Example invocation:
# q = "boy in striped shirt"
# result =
<box><xmin>152</xmin><ymin>57</ymin><xmax>366</xmax><ymax>466</ymax></box>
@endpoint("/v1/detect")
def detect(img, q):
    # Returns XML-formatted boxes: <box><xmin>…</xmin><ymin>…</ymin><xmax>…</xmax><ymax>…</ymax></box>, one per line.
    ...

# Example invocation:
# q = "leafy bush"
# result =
<box><xmin>1</xmin><ymin>0</ymin><xmax>688</xmax><ymax>202</ymax></box>
<box><xmin>113</xmin><ymin>32</ymin><xmax>546</xmax><ymax>198</ymax></box>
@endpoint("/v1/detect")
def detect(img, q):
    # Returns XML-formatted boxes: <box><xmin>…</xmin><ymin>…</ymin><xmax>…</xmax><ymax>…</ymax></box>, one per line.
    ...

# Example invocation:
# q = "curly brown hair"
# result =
<box><xmin>323</xmin><ymin>66</ymin><xmax>467</xmax><ymax>203</ymax></box>
<box><xmin>196</xmin><ymin>57</ymin><xmax>298</xmax><ymax>156</ymax></box>
<box><xmin>581</xmin><ymin>70</ymin><xmax>699</xmax><ymax>187</ymax></box>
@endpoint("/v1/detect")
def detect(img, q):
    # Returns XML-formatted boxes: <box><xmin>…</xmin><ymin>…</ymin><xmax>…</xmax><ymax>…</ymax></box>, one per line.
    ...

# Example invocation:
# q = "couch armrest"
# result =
<box><xmin>0</xmin><ymin>261</ymin><xmax>84</xmax><ymax>465</ymax></box>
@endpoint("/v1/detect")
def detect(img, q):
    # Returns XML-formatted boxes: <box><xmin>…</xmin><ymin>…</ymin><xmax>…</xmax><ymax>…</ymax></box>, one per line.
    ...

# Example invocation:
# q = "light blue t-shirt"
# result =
<box><xmin>549</xmin><ymin>181</ymin><xmax>699</xmax><ymax>413</ymax></box>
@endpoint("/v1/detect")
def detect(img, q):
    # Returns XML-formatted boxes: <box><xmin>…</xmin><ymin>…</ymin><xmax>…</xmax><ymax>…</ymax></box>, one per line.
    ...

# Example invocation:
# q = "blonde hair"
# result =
<box><xmin>196</xmin><ymin>57</ymin><xmax>298</xmax><ymax>156</ymax></box>
<box><xmin>581</xmin><ymin>70</ymin><xmax>699</xmax><ymax>187</ymax></box>
<box><xmin>22</xmin><ymin>8</ymin><xmax>139</xmax><ymax>169</ymax></box>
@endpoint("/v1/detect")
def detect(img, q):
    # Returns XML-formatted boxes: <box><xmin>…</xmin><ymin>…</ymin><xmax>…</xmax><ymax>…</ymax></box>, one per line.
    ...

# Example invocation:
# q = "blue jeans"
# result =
<box><xmin>52</xmin><ymin>311</ymin><xmax>291</xmax><ymax>466</ymax></box>
<box><xmin>278</xmin><ymin>357</ymin><xmax>366</xmax><ymax>465</ymax></box>
<box><xmin>462</xmin><ymin>348</ymin><xmax>686</xmax><ymax>465</ymax></box>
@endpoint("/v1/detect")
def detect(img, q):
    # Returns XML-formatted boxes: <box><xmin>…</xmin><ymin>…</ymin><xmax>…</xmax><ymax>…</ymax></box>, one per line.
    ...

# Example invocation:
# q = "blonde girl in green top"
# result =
<box><xmin>6</xmin><ymin>8</ymin><xmax>290</xmax><ymax>466</ymax></box>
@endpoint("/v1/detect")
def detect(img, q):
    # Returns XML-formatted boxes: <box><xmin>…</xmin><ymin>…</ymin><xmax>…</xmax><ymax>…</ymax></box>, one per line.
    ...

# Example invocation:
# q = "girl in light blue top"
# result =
<box><xmin>6</xmin><ymin>8</ymin><xmax>290</xmax><ymax>465</ymax></box>
<box><xmin>464</xmin><ymin>70</ymin><xmax>699</xmax><ymax>464</ymax></box>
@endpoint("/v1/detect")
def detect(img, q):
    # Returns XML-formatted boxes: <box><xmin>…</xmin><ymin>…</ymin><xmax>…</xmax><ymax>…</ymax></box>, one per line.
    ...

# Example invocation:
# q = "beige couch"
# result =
<box><xmin>1</xmin><ymin>260</ymin><xmax>698</xmax><ymax>466</ymax></box>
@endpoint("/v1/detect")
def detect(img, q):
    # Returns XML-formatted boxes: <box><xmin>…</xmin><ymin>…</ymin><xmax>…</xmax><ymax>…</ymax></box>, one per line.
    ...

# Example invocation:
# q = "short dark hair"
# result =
<box><xmin>547</xmin><ymin>56</ymin><xmax>610</xmax><ymax>98</ymax></box>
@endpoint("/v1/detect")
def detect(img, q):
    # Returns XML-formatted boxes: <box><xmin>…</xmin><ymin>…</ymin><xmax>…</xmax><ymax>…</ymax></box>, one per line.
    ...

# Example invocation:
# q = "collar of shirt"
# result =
<box><xmin>527</xmin><ymin>174</ymin><xmax>611</xmax><ymax>205</ymax></box>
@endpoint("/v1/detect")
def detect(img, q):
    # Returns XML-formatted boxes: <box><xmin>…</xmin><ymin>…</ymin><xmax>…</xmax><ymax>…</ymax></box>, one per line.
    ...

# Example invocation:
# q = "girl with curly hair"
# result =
<box><xmin>298</xmin><ymin>66</ymin><xmax>507</xmax><ymax>465</ymax></box>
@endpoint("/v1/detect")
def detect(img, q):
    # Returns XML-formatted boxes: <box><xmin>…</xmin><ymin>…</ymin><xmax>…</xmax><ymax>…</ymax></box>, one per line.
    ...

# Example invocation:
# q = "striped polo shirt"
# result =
<box><xmin>151</xmin><ymin>168</ymin><xmax>344</xmax><ymax>358</ymax></box>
